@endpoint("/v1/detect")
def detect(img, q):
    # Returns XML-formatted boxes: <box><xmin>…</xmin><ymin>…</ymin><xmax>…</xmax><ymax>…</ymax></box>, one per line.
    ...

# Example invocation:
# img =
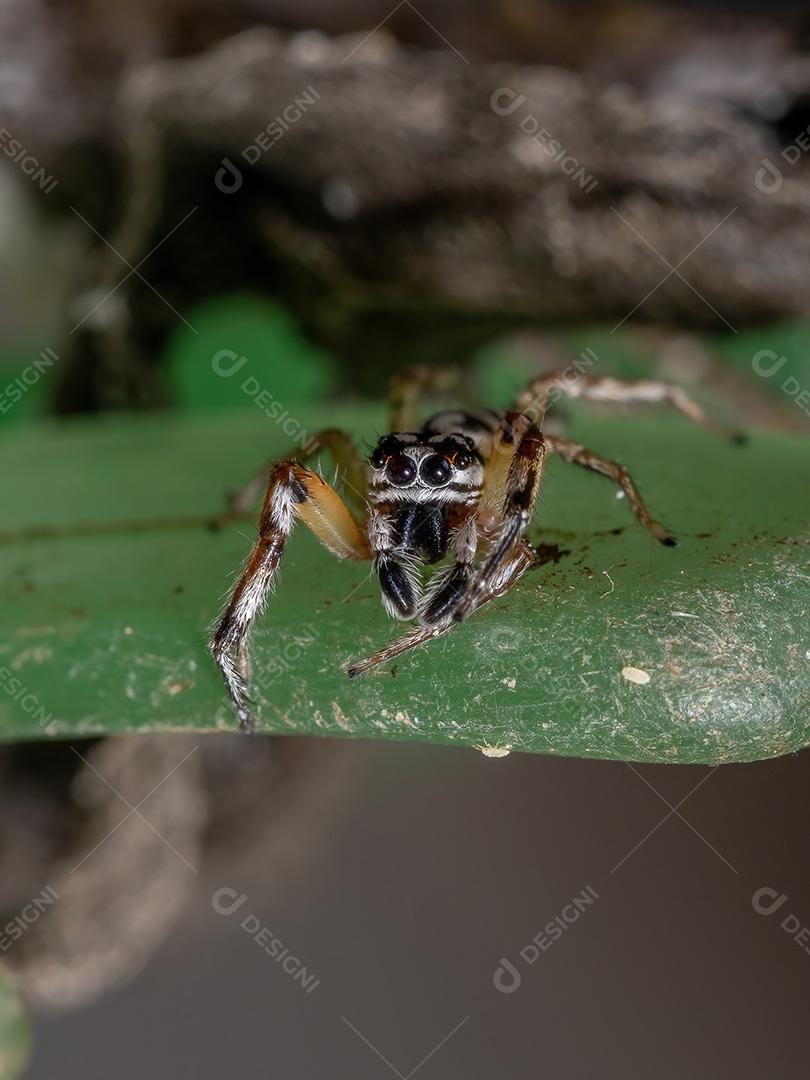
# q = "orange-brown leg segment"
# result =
<box><xmin>211</xmin><ymin>462</ymin><xmax>370</xmax><ymax>732</ymax></box>
<box><xmin>226</xmin><ymin>428</ymin><xmax>368</xmax><ymax>518</ymax></box>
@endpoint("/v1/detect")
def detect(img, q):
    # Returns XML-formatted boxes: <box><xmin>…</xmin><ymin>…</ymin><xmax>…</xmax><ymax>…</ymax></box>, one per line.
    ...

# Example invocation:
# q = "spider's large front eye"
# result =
<box><xmin>387</xmin><ymin>454</ymin><xmax>417</xmax><ymax>486</ymax></box>
<box><xmin>421</xmin><ymin>454</ymin><xmax>452</xmax><ymax>487</ymax></box>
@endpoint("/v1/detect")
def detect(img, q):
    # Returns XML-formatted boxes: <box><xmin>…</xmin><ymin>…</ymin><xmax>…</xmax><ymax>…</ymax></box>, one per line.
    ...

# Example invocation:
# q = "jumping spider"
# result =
<box><xmin>211</xmin><ymin>366</ymin><xmax>739</xmax><ymax>733</ymax></box>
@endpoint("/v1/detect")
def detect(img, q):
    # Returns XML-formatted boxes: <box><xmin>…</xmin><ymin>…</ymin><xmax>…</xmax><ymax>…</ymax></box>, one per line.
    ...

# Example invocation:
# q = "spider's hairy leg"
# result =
<box><xmin>347</xmin><ymin>540</ymin><xmax>534</xmax><ymax>678</ymax></box>
<box><xmin>388</xmin><ymin>365</ymin><xmax>463</xmax><ymax>431</ymax></box>
<box><xmin>514</xmin><ymin>368</ymin><xmax>744</xmax><ymax>442</ymax></box>
<box><xmin>223</xmin><ymin>428</ymin><xmax>368</xmax><ymax>519</ymax></box>
<box><xmin>544</xmin><ymin>434</ymin><xmax>676</xmax><ymax>545</ymax></box>
<box><xmin>367</xmin><ymin>507</ymin><xmax>423</xmax><ymax>621</ymax></box>
<box><xmin>452</xmin><ymin>413</ymin><xmax>546</xmax><ymax>623</ymax></box>
<box><xmin>210</xmin><ymin>462</ymin><xmax>370</xmax><ymax>732</ymax></box>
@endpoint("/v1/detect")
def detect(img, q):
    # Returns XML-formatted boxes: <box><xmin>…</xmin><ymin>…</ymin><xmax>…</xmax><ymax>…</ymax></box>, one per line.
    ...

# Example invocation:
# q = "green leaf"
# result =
<box><xmin>0</xmin><ymin>407</ymin><xmax>807</xmax><ymax>762</ymax></box>
<box><xmin>0</xmin><ymin>976</ymin><xmax>31</xmax><ymax>1080</ymax></box>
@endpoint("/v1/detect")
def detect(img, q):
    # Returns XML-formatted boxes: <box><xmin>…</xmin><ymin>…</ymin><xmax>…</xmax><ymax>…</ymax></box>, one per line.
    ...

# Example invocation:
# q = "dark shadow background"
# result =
<box><xmin>28</xmin><ymin>739</ymin><xmax>810</xmax><ymax>1079</ymax></box>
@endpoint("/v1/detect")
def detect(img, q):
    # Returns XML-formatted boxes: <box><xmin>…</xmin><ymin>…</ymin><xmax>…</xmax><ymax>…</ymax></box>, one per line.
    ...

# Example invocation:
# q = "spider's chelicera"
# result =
<box><xmin>210</xmin><ymin>366</ymin><xmax>740</xmax><ymax>733</ymax></box>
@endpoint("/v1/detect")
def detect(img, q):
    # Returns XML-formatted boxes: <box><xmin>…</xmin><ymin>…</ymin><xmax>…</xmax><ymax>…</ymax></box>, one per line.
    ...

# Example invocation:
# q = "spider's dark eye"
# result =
<box><xmin>387</xmin><ymin>454</ymin><xmax>417</xmax><ymax>485</ymax></box>
<box><xmin>455</xmin><ymin>452</ymin><xmax>471</xmax><ymax>469</ymax></box>
<box><xmin>370</xmin><ymin>449</ymin><xmax>386</xmax><ymax>470</ymax></box>
<box><xmin>421</xmin><ymin>454</ymin><xmax>452</xmax><ymax>487</ymax></box>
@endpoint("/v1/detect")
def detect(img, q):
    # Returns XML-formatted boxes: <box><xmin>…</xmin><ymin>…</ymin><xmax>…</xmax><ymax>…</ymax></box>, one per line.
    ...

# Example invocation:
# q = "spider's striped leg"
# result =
<box><xmin>347</xmin><ymin>540</ymin><xmax>534</xmax><ymax>678</ymax></box>
<box><xmin>451</xmin><ymin>413</ymin><xmax>546</xmax><ymax>623</ymax></box>
<box><xmin>223</xmin><ymin>428</ymin><xmax>368</xmax><ymax>519</ymax></box>
<box><xmin>544</xmin><ymin>434</ymin><xmax>676</xmax><ymax>545</ymax></box>
<box><xmin>210</xmin><ymin>462</ymin><xmax>370</xmax><ymax>732</ymax></box>
<box><xmin>388</xmin><ymin>365</ymin><xmax>463</xmax><ymax>431</ymax></box>
<box><xmin>513</xmin><ymin>368</ymin><xmax>743</xmax><ymax>441</ymax></box>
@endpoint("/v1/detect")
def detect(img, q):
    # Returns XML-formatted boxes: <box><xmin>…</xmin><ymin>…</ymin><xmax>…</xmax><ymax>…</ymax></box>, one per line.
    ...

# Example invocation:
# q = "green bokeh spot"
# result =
<box><xmin>164</xmin><ymin>295</ymin><xmax>338</xmax><ymax>411</ymax></box>
<box><xmin>714</xmin><ymin>318</ymin><xmax>810</xmax><ymax>408</ymax></box>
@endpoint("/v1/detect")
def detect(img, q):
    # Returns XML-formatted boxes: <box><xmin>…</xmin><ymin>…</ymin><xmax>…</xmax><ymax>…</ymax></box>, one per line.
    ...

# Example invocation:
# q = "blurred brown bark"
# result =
<box><xmin>3</xmin><ymin>3</ymin><xmax>810</xmax><ymax>405</ymax></box>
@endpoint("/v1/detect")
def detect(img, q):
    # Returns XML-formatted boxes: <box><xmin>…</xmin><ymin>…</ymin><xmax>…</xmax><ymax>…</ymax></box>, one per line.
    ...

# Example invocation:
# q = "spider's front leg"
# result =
<box><xmin>346</xmin><ymin>539</ymin><xmax>535</xmax><ymax>679</ymax></box>
<box><xmin>451</xmin><ymin>412</ymin><xmax>546</xmax><ymax>623</ymax></box>
<box><xmin>210</xmin><ymin>461</ymin><xmax>370</xmax><ymax>732</ymax></box>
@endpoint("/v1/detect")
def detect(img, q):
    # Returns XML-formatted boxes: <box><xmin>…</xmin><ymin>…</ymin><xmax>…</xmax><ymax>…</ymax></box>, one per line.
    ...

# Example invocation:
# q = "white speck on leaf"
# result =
<box><xmin>475</xmin><ymin>742</ymin><xmax>512</xmax><ymax>758</ymax></box>
<box><xmin>622</xmin><ymin>665</ymin><xmax>651</xmax><ymax>685</ymax></box>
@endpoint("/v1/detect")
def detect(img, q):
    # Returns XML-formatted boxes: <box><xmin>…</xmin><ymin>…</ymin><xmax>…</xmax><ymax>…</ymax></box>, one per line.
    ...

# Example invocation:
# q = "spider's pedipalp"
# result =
<box><xmin>419</xmin><ymin>508</ymin><xmax>478</xmax><ymax>624</ymax></box>
<box><xmin>368</xmin><ymin>504</ymin><xmax>426</xmax><ymax>620</ymax></box>
<box><xmin>375</xmin><ymin>551</ymin><xmax>422</xmax><ymax>620</ymax></box>
<box><xmin>347</xmin><ymin>539</ymin><xmax>534</xmax><ymax>678</ymax></box>
<box><xmin>420</xmin><ymin>561</ymin><xmax>471</xmax><ymax>624</ymax></box>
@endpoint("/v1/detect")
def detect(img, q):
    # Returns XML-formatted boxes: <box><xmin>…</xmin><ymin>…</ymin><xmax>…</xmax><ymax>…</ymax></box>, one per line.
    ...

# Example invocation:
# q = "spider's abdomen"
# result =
<box><xmin>421</xmin><ymin>409</ymin><xmax>502</xmax><ymax>457</ymax></box>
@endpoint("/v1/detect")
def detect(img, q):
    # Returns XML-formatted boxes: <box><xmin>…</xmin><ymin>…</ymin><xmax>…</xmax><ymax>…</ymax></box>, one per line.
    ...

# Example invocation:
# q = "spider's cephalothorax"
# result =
<box><xmin>210</xmin><ymin>366</ymin><xmax>740</xmax><ymax>732</ymax></box>
<box><xmin>365</xmin><ymin>419</ymin><xmax>489</xmax><ymax>623</ymax></box>
<box><xmin>367</xmin><ymin>428</ymin><xmax>484</xmax><ymax>507</ymax></box>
